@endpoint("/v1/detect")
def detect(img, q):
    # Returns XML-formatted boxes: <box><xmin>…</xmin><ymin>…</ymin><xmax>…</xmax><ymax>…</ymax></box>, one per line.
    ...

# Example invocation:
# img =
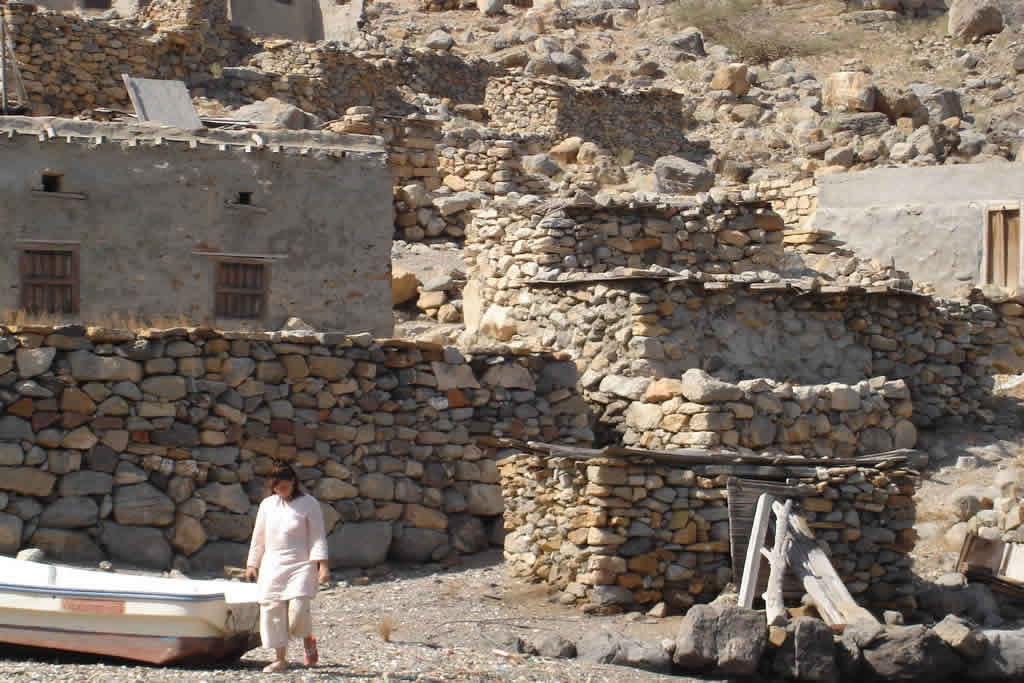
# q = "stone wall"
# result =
<box><xmin>751</xmin><ymin>174</ymin><xmax>818</xmax><ymax>228</ymax></box>
<box><xmin>0</xmin><ymin>326</ymin><xmax>592</xmax><ymax>569</ymax></box>
<box><xmin>483</xmin><ymin>77</ymin><xmax>700</xmax><ymax>163</ymax></box>
<box><xmin>501</xmin><ymin>450</ymin><xmax>918</xmax><ymax>611</ymax></box>
<box><xmin>464</xmin><ymin>193</ymin><xmax>788</xmax><ymax>281</ymax></box>
<box><xmin>611</xmin><ymin>371</ymin><xmax>916</xmax><ymax>456</ymax></box>
<box><xmin>464</xmin><ymin>194</ymin><xmax>1024</xmax><ymax>426</ymax></box>
<box><xmin>470</xmin><ymin>274</ymin><xmax>1024</xmax><ymax>426</ymax></box>
<box><xmin>5</xmin><ymin>1</ymin><xmax>493</xmax><ymax>119</ymax></box>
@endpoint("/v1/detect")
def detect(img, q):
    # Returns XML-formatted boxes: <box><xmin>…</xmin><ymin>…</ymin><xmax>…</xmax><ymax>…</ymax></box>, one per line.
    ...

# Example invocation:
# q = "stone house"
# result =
<box><xmin>226</xmin><ymin>0</ymin><xmax>363</xmax><ymax>42</ymax></box>
<box><xmin>28</xmin><ymin>0</ymin><xmax>141</xmax><ymax>17</ymax></box>
<box><xmin>812</xmin><ymin>162</ymin><xmax>1024</xmax><ymax>299</ymax></box>
<box><xmin>0</xmin><ymin>117</ymin><xmax>393</xmax><ymax>334</ymax></box>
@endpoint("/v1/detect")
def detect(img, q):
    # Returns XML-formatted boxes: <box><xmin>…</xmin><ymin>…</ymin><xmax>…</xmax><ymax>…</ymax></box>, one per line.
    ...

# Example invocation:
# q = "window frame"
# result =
<box><xmin>214</xmin><ymin>259</ymin><xmax>270</xmax><ymax>320</ymax></box>
<box><xmin>18</xmin><ymin>243</ymin><xmax>81</xmax><ymax>315</ymax></box>
<box><xmin>980</xmin><ymin>202</ymin><xmax>1024</xmax><ymax>294</ymax></box>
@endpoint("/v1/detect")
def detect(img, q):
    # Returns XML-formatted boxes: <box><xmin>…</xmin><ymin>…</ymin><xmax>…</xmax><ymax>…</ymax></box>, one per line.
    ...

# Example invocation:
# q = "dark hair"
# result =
<box><xmin>265</xmin><ymin>462</ymin><xmax>304</xmax><ymax>501</ymax></box>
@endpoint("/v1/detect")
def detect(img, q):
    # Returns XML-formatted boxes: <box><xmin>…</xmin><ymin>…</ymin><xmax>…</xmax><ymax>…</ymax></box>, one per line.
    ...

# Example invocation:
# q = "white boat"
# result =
<box><xmin>0</xmin><ymin>555</ymin><xmax>261</xmax><ymax>665</ymax></box>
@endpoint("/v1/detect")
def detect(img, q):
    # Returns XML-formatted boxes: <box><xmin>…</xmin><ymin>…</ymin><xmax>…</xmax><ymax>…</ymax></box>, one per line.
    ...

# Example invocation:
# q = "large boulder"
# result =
<box><xmin>478</xmin><ymin>0</ymin><xmax>503</xmax><ymax>15</ymax></box>
<box><xmin>823</xmin><ymin>72</ymin><xmax>877</xmax><ymax>113</ymax></box>
<box><xmin>577</xmin><ymin>631</ymin><xmax>672</xmax><ymax>673</ymax></box>
<box><xmin>0</xmin><ymin>512</ymin><xmax>23</xmax><ymax>554</ymax></box>
<box><xmin>653</xmin><ymin>156</ymin><xmax>714</xmax><ymax>195</ymax></box>
<box><xmin>674</xmin><ymin>605</ymin><xmax>767</xmax><ymax>675</ymax></box>
<box><xmin>101</xmin><ymin>524</ymin><xmax>172</xmax><ymax>569</ymax></box>
<box><xmin>389</xmin><ymin>527</ymin><xmax>447</xmax><ymax>562</ymax></box>
<box><xmin>39</xmin><ymin>497</ymin><xmax>98</xmax><ymax>529</ymax></box>
<box><xmin>968</xmin><ymin>630</ymin><xmax>1024</xmax><ymax>679</ymax></box>
<box><xmin>948</xmin><ymin>0</ymin><xmax>1003</xmax><ymax>42</ymax></box>
<box><xmin>189</xmin><ymin>541</ymin><xmax>248</xmax><ymax>572</ymax></box>
<box><xmin>680</xmin><ymin>368</ymin><xmax>743</xmax><ymax>402</ymax></box>
<box><xmin>392</xmin><ymin>266</ymin><xmax>420</xmax><ymax>306</ymax></box>
<box><xmin>327</xmin><ymin>521</ymin><xmax>392</xmax><ymax>568</ymax></box>
<box><xmin>232</xmin><ymin>98</ymin><xmax>322</xmax><ymax>130</ymax></box>
<box><xmin>908</xmin><ymin>83</ymin><xmax>963</xmax><ymax>124</ymax></box>
<box><xmin>669</xmin><ymin>27</ymin><xmax>706</xmax><ymax>58</ymax></box>
<box><xmin>425</xmin><ymin>29</ymin><xmax>454</xmax><ymax>50</ymax></box>
<box><xmin>773</xmin><ymin>616</ymin><xmax>837</xmax><ymax>681</ymax></box>
<box><xmin>710</xmin><ymin>63</ymin><xmax>749</xmax><ymax>96</ymax></box>
<box><xmin>29</xmin><ymin>528</ymin><xmax>104</xmax><ymax>564</ymax></box>
<box><xmin>113</xmin><ymin>483</ymin><xmax>175</xmax><ymax>526</ymax></box>
<box><xmin>861</xmin><ymin>625</ymin><xmax>963</xmax><ymax>681</ymax></box>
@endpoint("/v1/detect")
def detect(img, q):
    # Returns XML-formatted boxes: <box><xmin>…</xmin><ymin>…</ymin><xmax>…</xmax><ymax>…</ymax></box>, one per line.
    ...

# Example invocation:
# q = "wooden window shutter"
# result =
<box><xmin>215</xmin><ymin>261</ymin><xmax>268</xmax><ymax>319</ymax></box>
<box><xmin>20</xmin><ymin>249</ymin><xmax>79</xmax><ymax>314</ymax></box>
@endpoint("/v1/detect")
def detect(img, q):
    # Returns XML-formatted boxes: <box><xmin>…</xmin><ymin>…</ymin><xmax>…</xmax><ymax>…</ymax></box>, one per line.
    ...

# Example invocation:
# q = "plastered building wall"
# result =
<box><xmin>0</xmin><ymin>118</ymin><xmax>393</xmax><ymax>335</ymax></box>
<box><xmin>812</xmin><ymin>163</ymin><xmax>1024</xmax><ymax>298</ymax></box>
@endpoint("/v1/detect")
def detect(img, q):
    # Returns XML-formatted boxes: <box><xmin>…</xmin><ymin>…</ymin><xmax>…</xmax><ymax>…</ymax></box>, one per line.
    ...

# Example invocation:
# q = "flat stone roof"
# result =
<box><xmin>0</xmin><ymin>116</ymin><xmax>386</xmax><ymax>158</ymax></box>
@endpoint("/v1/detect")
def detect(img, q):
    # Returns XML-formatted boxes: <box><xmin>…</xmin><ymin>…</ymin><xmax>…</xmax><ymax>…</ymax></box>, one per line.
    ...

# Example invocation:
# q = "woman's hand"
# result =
<box><xmin>245</xmin><ymin>566</ymin><xmax>258</xmax><ymax>582</ymax></box>
<box><xmin>318</xmin><ymin>561</ymin><xmax>330</xmax><ymax>585</ymax></box>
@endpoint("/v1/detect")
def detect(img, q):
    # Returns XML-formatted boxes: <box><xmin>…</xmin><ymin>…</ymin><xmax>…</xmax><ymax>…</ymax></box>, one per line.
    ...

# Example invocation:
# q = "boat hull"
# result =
<box><xmin>0</xmin><ymin>556</ymin><xmax>262</xmax><ymax>666</ymax></box>
<box><xmin>0</xmin><ymin>623</ymin><xmax>259</xmax><ymax>665</ymax></box>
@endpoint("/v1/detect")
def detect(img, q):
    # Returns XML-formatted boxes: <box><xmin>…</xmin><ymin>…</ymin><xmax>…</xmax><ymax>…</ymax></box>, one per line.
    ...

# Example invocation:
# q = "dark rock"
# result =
<box><xmin>908</xmin><ymin>83</ymin><xmax>963</xmax><ymax>124</ymax></box>
<box><xmin>101</xmin><ymin>523</ymin><xmax>172</xmax><ymax>569</ymax></box>
<box><xmin>449</xmin><ymin>514</ymin><xmax>488</xmax><ymax>553</ymax></box>
<box><xmin>525</xmin><ymin>632</ymin><xmax>577</xmax><ymax>659</ymax></box>
<box><xmin>190</xmin><ymin>541</ymin><xmax>249</xmax><ymax>572</ymax></box>
<box><xmin>774</xmin><ymin>616</ymin><xmax>837</xmax><ymax>681</ymax></box>
<box><xmin>29</xmin><ymin>528</ymin><xmax>104</xmax><ymax>564</ymax></box>
<box><xmin>861</xmin><ymin>625</ymin><xmax>963</xmax><ymax>681</ymax></box>
<box><xmin>674</xmin><ymin>604</ymin><xmax>767</xmax><ymax>676</ymax></box>
<box><xmin>826</xmin><ymin>112</ymin><xmax>892</xmax><ymax>136</ymax></box>
<box><xmin>577</xmin><ymin>631</ymin><xmax>670</xmax><ymax>673</ymax></box>
<box><xmin>577</xmin><ymin>630</ymin><xmax>620</xmax><ymax>664</ymax></box>
<box><xmin>968</xmin><ymin>630</ymin><xmax>1024</xmax><ymax>679</ymax></box>
<box><xmin>389</xmin><ymin>527</ymin><xmax>447</xmax><ymax>562</ymax></box>
<box><xmin>653</xmin><ymin>156</ymin><xmax>714</xmax><ymax>195</ymax></box>
<box><xmin>150</xmin><ymin>422</ymin><xmax>200</xmax><ymax>447</ymax></box>
<box><xmin>328</xmin><ymin>521</ymin><xmax>392</xmax><ymax>568</ymax></box>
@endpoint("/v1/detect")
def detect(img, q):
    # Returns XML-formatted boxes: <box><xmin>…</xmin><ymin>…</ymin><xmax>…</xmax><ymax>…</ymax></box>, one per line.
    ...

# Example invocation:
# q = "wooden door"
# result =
<box><xmin>987</xmin><ymin>208</ymin><xmax>1021</xmax><ymax>293</ymax></box>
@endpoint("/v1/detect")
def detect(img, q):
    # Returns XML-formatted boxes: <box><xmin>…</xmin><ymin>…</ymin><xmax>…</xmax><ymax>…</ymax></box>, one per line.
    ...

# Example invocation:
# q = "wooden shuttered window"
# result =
<box><xmin>985</xmin><ymin>207</ymin><xmax>1022</xmax><ymax>293</ymax></box>
<box><xmin>215</xmin><ymin>261</ymin><xmax>268</xmax><ymax>319</ymax></box>
<box><xmin>20</xmin><ymin>249</ymin><xmax>79</xmax><ymax>314</ymax></box>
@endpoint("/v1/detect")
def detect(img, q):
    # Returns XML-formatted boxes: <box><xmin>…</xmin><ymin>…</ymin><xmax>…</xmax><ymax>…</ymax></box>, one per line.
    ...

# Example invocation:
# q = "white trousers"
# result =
<box><xmin>259</xmin><ymin>597</ymin><xmax>313</xmax><ymax>649</ymax></box>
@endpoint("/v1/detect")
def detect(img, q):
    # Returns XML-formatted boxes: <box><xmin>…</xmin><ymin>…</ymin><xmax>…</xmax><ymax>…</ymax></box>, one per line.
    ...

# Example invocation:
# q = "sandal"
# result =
<box><xmin>303</xmin><ymin>636</ymin><xmax>319</xmax><ymax>667</ymax></box>
<box><xmin>263</xmin><ymin>661</ymin><xmax>288</xmax><ymax>673</ymax></box>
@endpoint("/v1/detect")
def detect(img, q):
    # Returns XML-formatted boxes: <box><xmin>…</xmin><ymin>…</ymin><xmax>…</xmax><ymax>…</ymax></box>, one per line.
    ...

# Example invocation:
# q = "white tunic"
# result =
<box><xmin>246</xmin><ymin>493</ymin><xmax>329</xmax><ymax>604</ymax></box>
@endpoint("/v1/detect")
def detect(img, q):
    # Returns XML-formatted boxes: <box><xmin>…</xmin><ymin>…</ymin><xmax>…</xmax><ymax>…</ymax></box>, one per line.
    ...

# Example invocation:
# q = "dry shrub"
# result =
<box><xmin>377</xmin><ymin>614</ymin><xmax>395</xmax><ymax>642</ymax></box>
<box><xmin>672</xmin><ymin>0</ymin><xmax>867</xmax><ymax>64</ymax></box>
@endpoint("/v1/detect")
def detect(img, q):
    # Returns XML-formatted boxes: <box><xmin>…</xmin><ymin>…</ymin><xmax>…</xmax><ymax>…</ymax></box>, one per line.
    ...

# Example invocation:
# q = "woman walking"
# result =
<box><xmin>246</xmin><ymin>462</ymin><xmax>329</xmax><ymax>672</ymax></box>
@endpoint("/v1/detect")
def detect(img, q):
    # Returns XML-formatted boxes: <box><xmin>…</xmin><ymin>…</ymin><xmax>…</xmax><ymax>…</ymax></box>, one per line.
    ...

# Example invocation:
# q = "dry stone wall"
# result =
<box><xmin>483</xmin><ymin>76</ymin><xmax>700</xmax><ymax>163</ymax></box>
<box><xmin>751</xmin><ymin>175</ymin><xmax>819</xmax><ymax>228</ymax></box>
<box><xmin>464</xmin><ymin>193</ymin><xmax>789</xmax><ymax>281</ymax></box>
<box><xmin>464</xmin><ymin>196</ymin><xmax>1024</xmax><ymax>427</ymax></box>
<box><xmin>501</xmin><ymin>451</ymin><xmax>919</xmax><ymax>611</ymax></box>
<box><xmin>470</xmin><ymin>275</ymin><xmax>1019</xmax><ymax>427</ymax></box>
<box><xmin>5</xmin><ymin>2</ymin><xmax>492</xmax><ymax>119</ymax></box>
<box><xmin>0</xmin><ymin>325</ymin><xmax>592</xmax><ymax>569</ymax></box>
<box><xmin>612</xmin><ymin>371</ymin><xmax>917</xmax><ymax>457</ymax></box>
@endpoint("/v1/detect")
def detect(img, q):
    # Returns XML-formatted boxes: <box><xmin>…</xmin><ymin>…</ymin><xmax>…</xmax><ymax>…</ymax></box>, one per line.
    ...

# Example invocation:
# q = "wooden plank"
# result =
<box><xmin>763</xmin><ymin>498</ymin><xmax>792</xmax><ymax>626</ymax></box>
<box><xmin>773</xmin><ymin>501</ymin><xmax>878</xmax><ymax>629</ymax></box>
<box><xmin>728</xmin><ymin>479</ymin><xmax>808</xmax><ymax>586</ymax></box>
<box><xmin>738</xmin><ymin>493</ymin><xmax>774</xmax><ymax>609</ymax></box>
<box><xmin>1008</xmin><ymin>210</ymin><xmax>1021</xmax><ymax>294</ymax></box>
<box><xmin>992</xmin><ymin>210</ymin><xmax>1007</xmax><ymax>287</ymax></box>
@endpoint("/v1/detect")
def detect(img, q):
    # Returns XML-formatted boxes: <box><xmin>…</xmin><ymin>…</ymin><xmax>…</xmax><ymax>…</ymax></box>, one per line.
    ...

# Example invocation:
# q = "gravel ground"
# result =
<box><xmin>0</xmin><ymin>550</ymin><xmax>715</xmax><ymax>683</ymax></box>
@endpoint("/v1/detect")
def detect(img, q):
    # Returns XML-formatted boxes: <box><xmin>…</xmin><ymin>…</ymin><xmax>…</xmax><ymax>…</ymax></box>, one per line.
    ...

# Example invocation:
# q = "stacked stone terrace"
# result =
<box><xmin>464</xmin><ymin>192</ymin><xmax>1024</xmax><ymax>430</ymax></box>
<box><xmin>0</xmin><ymin>325</ymin><xmax>591</xmax><ymax>570</ymax></box>
<box><xmin>501</xmin><ymin>448</ymin><xmax>918</xmax><ymax>611</ymax></box>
